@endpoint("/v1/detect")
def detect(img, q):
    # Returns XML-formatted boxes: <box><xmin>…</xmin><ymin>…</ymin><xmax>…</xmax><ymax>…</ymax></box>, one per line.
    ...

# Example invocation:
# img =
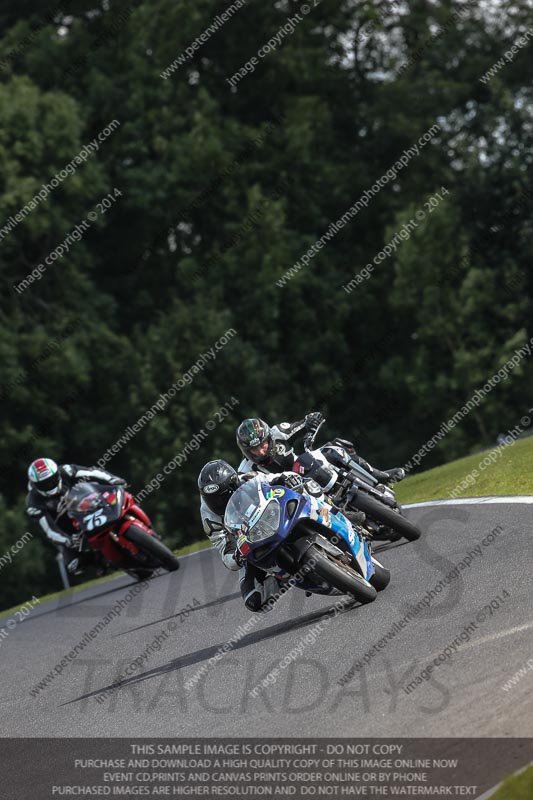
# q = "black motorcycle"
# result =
<box><xmin>295</xmin><ymin>422</ymin><xmax>421</xmax><ymax>542</ymax></box>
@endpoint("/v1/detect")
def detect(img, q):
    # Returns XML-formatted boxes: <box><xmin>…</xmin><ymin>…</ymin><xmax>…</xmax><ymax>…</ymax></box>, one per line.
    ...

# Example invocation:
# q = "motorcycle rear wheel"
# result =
<box><xmin>300</xmin><ymin>544</ymin><xmax>377</xmax><ymax>604</ymax></box>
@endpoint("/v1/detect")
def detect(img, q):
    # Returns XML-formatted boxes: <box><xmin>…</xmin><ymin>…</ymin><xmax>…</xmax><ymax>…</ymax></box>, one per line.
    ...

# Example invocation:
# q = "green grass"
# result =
<box><xmin>0</xmin><ymin>537</ymin><xmax>213</xmax><ymax>620</ymax></box>
<box><xmin>172</xmin><ymin>539</ymin><xmax>212</xmax><ymax>557</ymax></box>
<box><xmin>488</xmin><ymin>765</ymin><xmax>533</xmax><ymax>799</ymax></box>
<box><xmin>396</xmin><ymin>434</ymin><xmax>533</xmax><ymax>505</ymax></box>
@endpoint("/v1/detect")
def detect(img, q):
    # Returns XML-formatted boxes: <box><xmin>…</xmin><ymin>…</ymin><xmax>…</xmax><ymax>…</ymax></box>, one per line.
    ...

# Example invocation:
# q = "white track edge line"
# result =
<box><xmin>404</xmin><ymin>495</ymin><xmax>533</xmax><ymax>508</ymax></box>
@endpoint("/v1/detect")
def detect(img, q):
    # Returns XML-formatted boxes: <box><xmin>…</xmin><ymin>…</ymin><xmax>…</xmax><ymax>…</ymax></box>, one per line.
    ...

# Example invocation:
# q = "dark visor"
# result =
<box><xmin>36</xmin><ymin>472</ymin><xmax>60</xmax><ymax>491</ymax></box>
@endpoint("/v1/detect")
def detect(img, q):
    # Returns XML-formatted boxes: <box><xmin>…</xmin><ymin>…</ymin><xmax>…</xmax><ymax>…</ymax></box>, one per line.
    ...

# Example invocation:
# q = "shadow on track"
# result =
<box><xmin>18</xmin><ymin>568</ymin><xmax>176</xmax><ymax>623</ymax></box>
<box><xmin>113</xmin><ymin>592</ymin><xmax>242</xmax><ymax>637</ymax></box>
<box><xmin>17</xmin><ymin>578</ymin><xmax>140</xmax><ymax>623</ymax></box>
<box><xmin>62</xmin><ymin>601</ymin><xmax>359</xmax><ymax>706</ymax></box>
<box><xmin>372</xmin><ymin>538</ymin><xmax>411</xmax><ymax>554</ymax></box>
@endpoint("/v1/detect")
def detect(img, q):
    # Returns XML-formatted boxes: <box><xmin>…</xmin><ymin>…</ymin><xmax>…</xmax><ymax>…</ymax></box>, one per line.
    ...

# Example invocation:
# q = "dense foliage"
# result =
<box><xmin>1</xmin><ymin>0</ymin><xmax>531</xmax><ymax>608</ymax></box>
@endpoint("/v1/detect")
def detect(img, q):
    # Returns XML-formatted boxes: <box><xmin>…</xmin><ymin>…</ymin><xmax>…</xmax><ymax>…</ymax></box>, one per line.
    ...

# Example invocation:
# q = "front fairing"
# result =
<box><xmin>65</xmin><ymin>482</ymin><xmax>124</xmax><ymax>533</ymax></box>
<box><xmin>225</xmin><ymin>481</ymin><xmax>373</xmax><ymax>580</ymax></box>
<box><xmin>225</xmin><ymin>481</ymin><xmax>310</xmax><ymax>570</ymax></box>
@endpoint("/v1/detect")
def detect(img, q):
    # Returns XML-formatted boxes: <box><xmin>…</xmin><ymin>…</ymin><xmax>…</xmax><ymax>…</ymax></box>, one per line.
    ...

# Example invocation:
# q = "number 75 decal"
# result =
<box><xmin>82</xmin><ymin>510</ymin><xmax>107</xmax><ymax>530</ymax></box>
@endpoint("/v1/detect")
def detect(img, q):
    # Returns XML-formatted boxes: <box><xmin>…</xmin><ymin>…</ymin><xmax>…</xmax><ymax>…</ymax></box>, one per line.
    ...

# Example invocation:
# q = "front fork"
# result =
<box><xmin>129</xmin><ymin>502</ymin><xmax>152</xmax><ymax>529</ymax></box>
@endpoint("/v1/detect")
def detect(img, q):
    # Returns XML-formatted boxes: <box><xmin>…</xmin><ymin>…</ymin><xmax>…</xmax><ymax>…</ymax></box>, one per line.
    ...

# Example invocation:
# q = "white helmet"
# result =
<box><xmin>28</xmin><ymin>458</ymin><xmax>62</xmax><ymax>497</ymax></box>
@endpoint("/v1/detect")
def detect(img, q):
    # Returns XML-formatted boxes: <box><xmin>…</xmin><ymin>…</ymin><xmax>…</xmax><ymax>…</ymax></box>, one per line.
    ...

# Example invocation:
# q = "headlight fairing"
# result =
<box><xmin>249</xmin><ymin>500</ymin><xmax>281</xmax><ymax>542</ymax></box>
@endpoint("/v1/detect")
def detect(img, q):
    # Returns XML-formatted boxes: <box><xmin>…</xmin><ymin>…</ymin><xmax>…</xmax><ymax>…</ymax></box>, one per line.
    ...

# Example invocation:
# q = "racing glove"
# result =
<box><xmin>373</xmin><ymin>467</ymin><xmax>406</xmax><ymax>483</ymax></box>
<box><xmin>386</xmin><ymin>467</ymin><xmax>406</xmax><ymax>482</ymax></box>
<box><xmin>212</xmin><ymin>530</ymin><xmax>241</xmax><ymax>571</ymax></box>
<box><xmin>270</xmin><ymin>474</ymin><xmax>304</xmax><ymax>491</ymax></box>
<box><xmin>222</xmin><ymin>539</ymin><xmax>241</xmax><ymax>571</ymax></box>
<box><xmin>239</xmin><ymin>471</ymin><xmax>257</xmax><ymax>483</ymax></box>
<box><xmin>305</xmin><ymin>411</ymin><xmax>323</xmax><ymax>433</ymax></box>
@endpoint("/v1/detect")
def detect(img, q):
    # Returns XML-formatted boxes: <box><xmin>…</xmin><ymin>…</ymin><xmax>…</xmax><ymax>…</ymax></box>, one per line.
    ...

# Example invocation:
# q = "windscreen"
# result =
<box><xmin>65</xmin><ymin>482</ymin><xmax>105</xmax><ymax>515</ymax></box>
<box><xmin>224</xmin><ymin>481</ymin><xmax>264</xmax><ymax>532</ymax></box>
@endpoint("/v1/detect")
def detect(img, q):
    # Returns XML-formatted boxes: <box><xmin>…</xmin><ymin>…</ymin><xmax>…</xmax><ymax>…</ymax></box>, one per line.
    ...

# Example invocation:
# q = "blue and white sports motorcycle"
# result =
<box><xmin>224</xmin><ymin>480</ymin><xmax>390</xmax><ymax>605</ymax></box>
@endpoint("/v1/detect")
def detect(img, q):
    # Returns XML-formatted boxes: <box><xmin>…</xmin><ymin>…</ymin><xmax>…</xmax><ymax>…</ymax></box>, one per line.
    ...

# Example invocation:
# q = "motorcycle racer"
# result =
<box><xmin>25</xmin><ymin>458</ymin><xmax>126</xmax><ymax>573</ymax></box>
<box><xmin>236</xmin><ymin>413</ymin><xmax>405</xmax><ymax>485</ymax></box>
<box><xmin>198</xmin><ymin>460</ymin><xmax>331</xmax><ymax>613</ymax></box>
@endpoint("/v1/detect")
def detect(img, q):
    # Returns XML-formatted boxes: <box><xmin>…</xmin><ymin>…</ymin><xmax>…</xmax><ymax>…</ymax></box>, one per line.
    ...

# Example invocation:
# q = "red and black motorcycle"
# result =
<box><xmin>63</xmin><ymin>481</ymin><xmax>180</xmax><ymax>580</ymax></box>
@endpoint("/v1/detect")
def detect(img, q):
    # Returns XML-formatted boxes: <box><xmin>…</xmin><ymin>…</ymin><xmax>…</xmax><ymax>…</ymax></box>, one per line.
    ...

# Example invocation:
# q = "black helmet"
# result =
<box><xmin>198</xmin><ymin>460</ymin><xmax>239</xmax><ymax>516</ymax></box>
<box><xmin>236</xmin><ymin>418</ymin><xmax>275</xmax><ymax>465</ymax></box>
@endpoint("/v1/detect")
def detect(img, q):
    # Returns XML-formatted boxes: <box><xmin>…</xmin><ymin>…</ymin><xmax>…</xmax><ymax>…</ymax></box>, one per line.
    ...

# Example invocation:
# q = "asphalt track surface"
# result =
<box><xmin>2</xmin><ymin>499</ymin><xmax>532</xmax><ymax>737</ymax></box>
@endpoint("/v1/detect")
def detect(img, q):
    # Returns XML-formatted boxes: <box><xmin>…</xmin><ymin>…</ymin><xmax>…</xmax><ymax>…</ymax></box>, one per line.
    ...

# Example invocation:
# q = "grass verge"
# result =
<box><xmin>487</xmin><ymin>765</ymin><xmax>533</xmax><ymax>799</ymax></box>
<box><xmin>396</xmin><ymin>434</ymin><xmax>533</xmax><ymax>505</ymax></box>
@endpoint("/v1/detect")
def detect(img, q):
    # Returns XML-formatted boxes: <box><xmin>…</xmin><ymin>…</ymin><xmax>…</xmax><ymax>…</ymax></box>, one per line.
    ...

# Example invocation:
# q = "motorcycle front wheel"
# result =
<box><xmin>300</xmin><ymin>544</ymin><xmax>377</xmax><ymax>604</ymax></box>
<box><xmin>123</xmin><ymin>525</ymin><xmax>180</xmax><ymax>572</ymax></box>
<box><xmin>370</xmin><ymin>557</ymin><xmax>391</xmax><ymax>591</ymax></box>
<box><xmin>125</xmin><ymin>568</ymin><xmax>154</xmax><ymax>581</ymax></box>
<box><xmin>351</xmin><ymin>491</ymin><xmax>421</xmax><ymax>541</ymax></box>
